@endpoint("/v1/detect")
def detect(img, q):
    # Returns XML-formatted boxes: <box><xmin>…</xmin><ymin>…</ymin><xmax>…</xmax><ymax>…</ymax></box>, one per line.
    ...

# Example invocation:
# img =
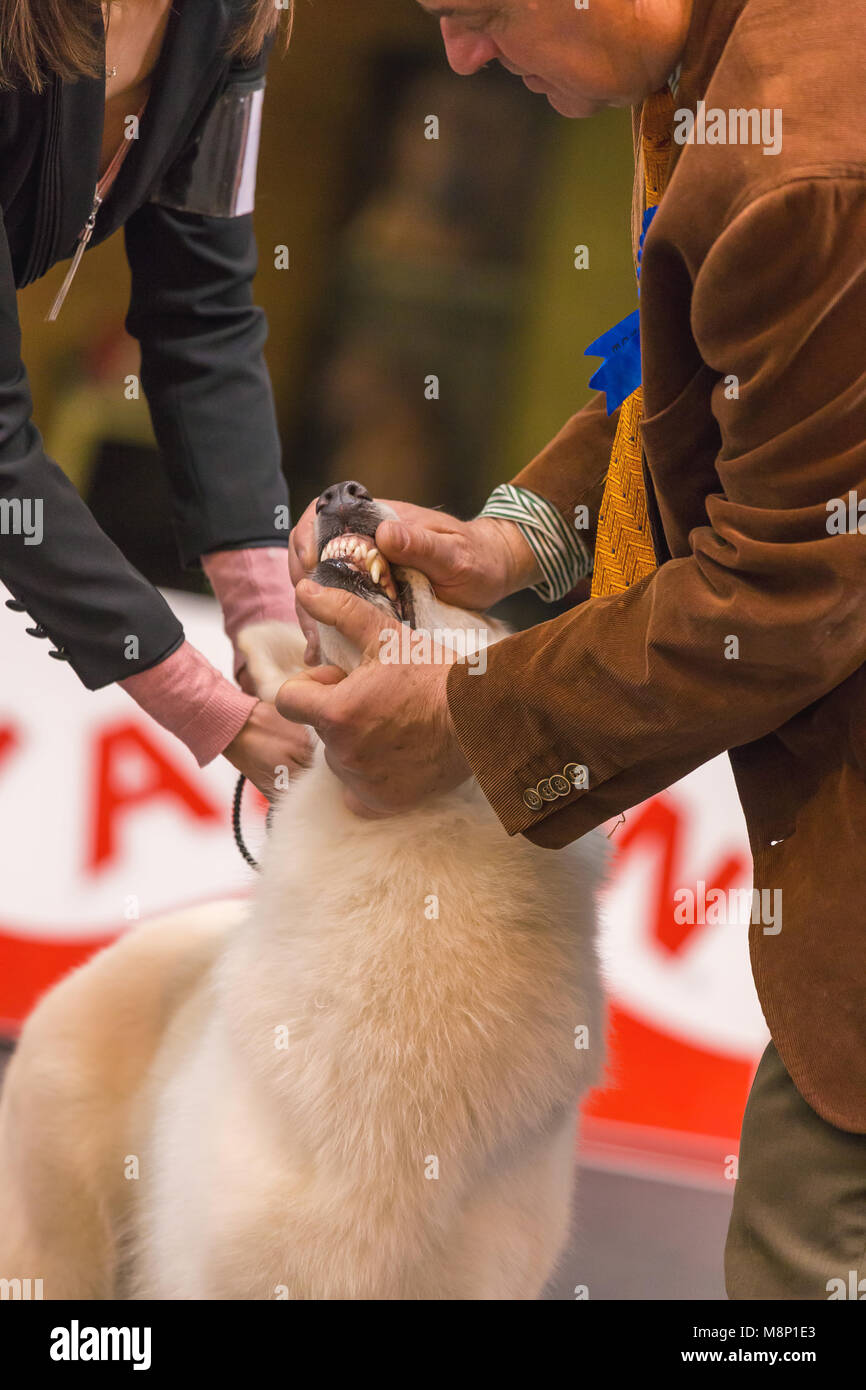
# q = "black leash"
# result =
<box><xmin>232</xmin><ymin>773</ymin><xmax>274</xmax><ymax>872</ymax></box>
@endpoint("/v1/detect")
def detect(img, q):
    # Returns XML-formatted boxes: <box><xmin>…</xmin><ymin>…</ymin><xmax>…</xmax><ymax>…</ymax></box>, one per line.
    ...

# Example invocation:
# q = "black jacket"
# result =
<box><xmin>0</xmin><ymin>0</ymin><xmax>288</xmax><ymax>689</ymax></box>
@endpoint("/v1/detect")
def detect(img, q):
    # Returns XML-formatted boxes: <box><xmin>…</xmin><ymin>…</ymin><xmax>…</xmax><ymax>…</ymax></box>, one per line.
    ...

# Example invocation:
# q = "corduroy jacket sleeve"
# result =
<box><xmin>123</xmin><ymin>169</ymin><xmax>288</xmax><ymax>569</ymax></box>
<box><xmin>507</xmin><ymin>389</ymin><xmax>617</xmax><ymax>559</ymax></box>
<box><xmin>0</xmin><ymin>205</ymin><xmax>184</xmax><ymax>689</ymax></box>
<box><xmin>447</xmin><ymin>177</ymin><xmax>866</xmax><ymax>846</ymax></box>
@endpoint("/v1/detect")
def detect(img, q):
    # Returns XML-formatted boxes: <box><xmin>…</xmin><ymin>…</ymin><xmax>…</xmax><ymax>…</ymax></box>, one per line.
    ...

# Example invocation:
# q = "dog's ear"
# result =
<box><xmin>235</xmin><ymin>621</ymin><xmax>309</xmax><ymax>702</ymax></box>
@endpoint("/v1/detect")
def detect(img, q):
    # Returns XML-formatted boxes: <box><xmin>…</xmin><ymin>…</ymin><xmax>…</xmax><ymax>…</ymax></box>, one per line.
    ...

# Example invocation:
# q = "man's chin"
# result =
<box><xmin>544</xmin><ymin>87</ymin><xmax>607</xmax><ymax>118</ymax></box>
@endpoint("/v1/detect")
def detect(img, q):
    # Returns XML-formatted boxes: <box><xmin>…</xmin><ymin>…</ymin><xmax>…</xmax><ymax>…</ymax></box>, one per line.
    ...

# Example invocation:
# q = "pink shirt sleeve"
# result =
<box><xmin>119</xmin><ymin>547</ymin><xmax>296</xmax><ymax>766</ymax></box>
<box><xmin>120</xmin><ymin>641</ymin><xmax>257</xmax><ymax>767</ymax></box>
<box><xmin>202</xmin><ymin>546</ymin><xmax>296</xmax><ymax>679</ymax></box>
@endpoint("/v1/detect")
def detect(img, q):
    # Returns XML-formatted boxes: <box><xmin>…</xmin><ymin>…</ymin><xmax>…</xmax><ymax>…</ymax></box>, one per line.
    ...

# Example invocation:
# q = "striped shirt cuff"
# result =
<box><xmin>478</xmin><ymin>484</ymin><xmax>592</xmax><ymax>602</ymax></box>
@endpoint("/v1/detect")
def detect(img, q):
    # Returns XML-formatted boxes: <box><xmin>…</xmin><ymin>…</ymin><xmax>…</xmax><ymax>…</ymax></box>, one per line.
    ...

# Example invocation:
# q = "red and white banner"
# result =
<box><xmin>585</xmin><ymin>759</ymin><xmax>767</xmax><ymax>1185</ymax></box>
<box><xmin>0</xmin><ymin>588</ymin><xmax>257</xmax><ymax>1032</ymax></box>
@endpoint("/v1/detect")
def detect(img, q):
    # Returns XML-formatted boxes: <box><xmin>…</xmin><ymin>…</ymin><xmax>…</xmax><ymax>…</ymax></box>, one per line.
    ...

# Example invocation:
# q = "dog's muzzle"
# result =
<box><xmin>312</xmin><ymin>481</ymin><xmax>414</xmax><ymax>626</ymax></box>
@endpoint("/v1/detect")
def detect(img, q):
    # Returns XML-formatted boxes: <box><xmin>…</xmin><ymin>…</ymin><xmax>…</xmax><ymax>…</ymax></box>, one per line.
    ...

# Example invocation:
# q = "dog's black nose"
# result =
<box><xmin>316</xmin><ymin>481</ymin><xmax>372</xmax><ymax>516</ymax></box>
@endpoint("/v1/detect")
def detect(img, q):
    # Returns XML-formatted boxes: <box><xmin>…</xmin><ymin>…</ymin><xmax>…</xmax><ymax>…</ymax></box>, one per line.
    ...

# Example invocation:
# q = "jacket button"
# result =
<box><xmin>537</xmin><ymin>778</ymin><xmax>558</xmax><ymax>802</ymax></box>
<box><xmin>25</xmin><ymin>624</ymin><xmax>49</xmax><ymax>639</ymax></box>
<box><xmin>522</xmin><ymin>787</ymin><xmax>544</xmax><ymax>811</ymax></box>
<box><xmin>4</xmin><ymin>599</ymin><xmax>26</xmax><ymax>613</ymax></box>
<box><xmin>562</xmin><ymin>762</ymin><xmax>588</xmax><ymax>789</ymax></box>
<box><xmin>549</xmin><ymin>773</ymin><xmax>571</xmax><ymax>797</ymax></box>
<box><xmin>48</xmin><ymin>648</ymin><xmax>69</xmax><ymax>661</ymax></box>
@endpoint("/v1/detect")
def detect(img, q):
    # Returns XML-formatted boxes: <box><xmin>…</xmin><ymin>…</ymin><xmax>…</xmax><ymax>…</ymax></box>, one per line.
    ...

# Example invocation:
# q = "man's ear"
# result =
<box><xmin>235</xmin><ymin>621</ymin><xmax>309</xmax><ymax>701</ymax></box>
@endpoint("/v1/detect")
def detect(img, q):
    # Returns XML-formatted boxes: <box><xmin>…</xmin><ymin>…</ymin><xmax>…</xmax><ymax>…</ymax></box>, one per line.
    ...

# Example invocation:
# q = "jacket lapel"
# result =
<box><xmin>98</xmin><ymin>0</ymin><xmax>234</xmax><ymax>240</ymax></box>
<box><xmin>631</xmin><ymin>0</ymin><xmax>751</xmax><ymax>567</ymax></box>
<box><xmin>98</xmin><ymin>0</ymin><xmax>234</xmax><ymax>239</ymax></box>
<box><xmin>51</xmin><ymin>0</ymin><xmax>235</xmax><ymax>262</ymax></box>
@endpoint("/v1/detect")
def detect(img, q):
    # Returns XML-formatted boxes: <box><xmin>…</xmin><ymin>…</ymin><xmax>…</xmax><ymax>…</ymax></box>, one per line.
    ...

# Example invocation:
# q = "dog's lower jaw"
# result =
<box><xmin>316</xmin><ymin>621</ymin><xmax>364</xmax><ymax>675</ymax></box>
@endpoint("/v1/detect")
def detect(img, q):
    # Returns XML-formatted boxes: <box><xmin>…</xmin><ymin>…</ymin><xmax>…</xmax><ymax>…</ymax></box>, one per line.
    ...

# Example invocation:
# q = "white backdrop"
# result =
<box><xmin>0</xmin><ymin>587</ymin><xmax>252</xmax><ymax>944</ymax></box>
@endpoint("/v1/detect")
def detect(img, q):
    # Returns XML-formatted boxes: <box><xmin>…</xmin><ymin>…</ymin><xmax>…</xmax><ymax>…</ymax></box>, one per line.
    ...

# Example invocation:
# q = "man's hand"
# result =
<box><xmin>274</xmin><ymin>579</ymin><xmax>472</xmax><ymax>815</ymax></box>
<box><xmin>223</xmin><ymin>701</ymin><xmax>315</xmax><ymax>798</ymax></box>
<box><xmin>289</xmin><ymin>498</ymin><xmax>540</xmax><ymax>664</ymax></box>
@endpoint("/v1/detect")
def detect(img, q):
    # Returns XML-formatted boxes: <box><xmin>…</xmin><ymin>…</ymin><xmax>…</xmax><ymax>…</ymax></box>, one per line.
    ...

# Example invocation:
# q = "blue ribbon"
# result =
<box><xmin>584</xmin><ymin>204</ymin><xmax>659</xmax><ymax>415</ymax></box>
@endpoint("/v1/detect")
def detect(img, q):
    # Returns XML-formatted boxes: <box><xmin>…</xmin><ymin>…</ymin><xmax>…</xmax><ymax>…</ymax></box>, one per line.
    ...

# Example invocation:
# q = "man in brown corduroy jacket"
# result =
<box><xmin>284</xmin><ymin>0</ymin><xmax>866</xmax><ymax>1299</ymax></box>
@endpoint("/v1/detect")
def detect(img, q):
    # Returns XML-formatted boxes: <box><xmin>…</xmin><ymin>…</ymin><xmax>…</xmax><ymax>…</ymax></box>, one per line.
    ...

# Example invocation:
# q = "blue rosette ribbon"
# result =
<box><xmin>584</xmin><ymin>204</ymin><xmax>659</xmax><ymax>415</ymax></box>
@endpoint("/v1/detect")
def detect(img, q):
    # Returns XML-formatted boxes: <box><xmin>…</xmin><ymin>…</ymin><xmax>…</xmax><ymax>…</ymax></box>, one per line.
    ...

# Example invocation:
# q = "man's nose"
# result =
<box><xmin>316</xmin><ymin>480</ymin><xmax>373</xmax><ymax>517</ymax></box>
<box><xmin>439</xmin><ymin>18</ymin><xmax>499</xmax><ymax>76</ymax></box>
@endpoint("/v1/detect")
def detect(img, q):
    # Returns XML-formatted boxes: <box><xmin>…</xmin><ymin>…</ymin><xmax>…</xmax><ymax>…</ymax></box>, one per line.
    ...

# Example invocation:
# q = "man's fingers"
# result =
<box><xmin>376</xmin><ymin>519</ymin><xmax>436</xmax><ymax>566</ymax></box>
<box><xmin>375</xmin><ymin>519</ymin><xmax>466</xmax><ymax>587</ymax></box>
<box><xmin>295</xmin><ymin>579</ymin><xmax>398</xmax><ymax>652</ymax></box>
<box><xmin>374</xmin><ymin>518</ymin><xmax>412</xmax><ymax>560</ymax></box>
<box><xmin>301</xmin><ymin>664</ymin><xmax>347</xmax><ymax>687</ymax></box>
<box><xmin>319</xmin><ymin>748</ymin><xmax>393</xmax><ymax>819</ymax></box>
<box><xmin>274</xmin><ymin>664</ymin><xmax>345</xmax><ymax>727</ymax></box>
<box><xmin>289</xmin><ymin>499</ymin><xmax>323</xmax><ymax>663</ymax></box>
<box><xmin>292</xmin><ymin>598</ymin><xmax>320</xmax><ymax>663</ymax></box>
<box><xmin>341</xmin><ymin>785</ymin><xmax>394</xmax><ymax>820</ymax></box>
<box><xmin>289</xmin><ymin>497</ymin><xmax>319</xmax><ymax>580</ymax></box>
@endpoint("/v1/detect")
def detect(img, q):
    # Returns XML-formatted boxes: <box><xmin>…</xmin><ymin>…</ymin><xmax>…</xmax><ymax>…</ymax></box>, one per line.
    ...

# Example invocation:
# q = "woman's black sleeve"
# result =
<box><xmin>122</xmin><ymin>93</ymin><xmax>289</xmax><ymax>567</ymax></box>
<box><xmin>0</xmin><ymin>207</ymin><xmax>184</xmax><ymax>690</ymax></box>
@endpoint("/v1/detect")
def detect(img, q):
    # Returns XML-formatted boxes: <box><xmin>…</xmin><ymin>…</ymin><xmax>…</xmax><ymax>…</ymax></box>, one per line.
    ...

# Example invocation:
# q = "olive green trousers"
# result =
<box><xmin>725</xmin><ymin>1041</ymin><xmax>866</xmax><ymax>1300</ymax></box>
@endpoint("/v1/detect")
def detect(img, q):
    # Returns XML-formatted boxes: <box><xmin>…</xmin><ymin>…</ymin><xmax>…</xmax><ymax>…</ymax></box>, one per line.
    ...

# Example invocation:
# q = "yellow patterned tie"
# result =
<box><xmin>591</xmin><ymin>86</ymin><xmax>675</xmax><ymax>598</ymax></box>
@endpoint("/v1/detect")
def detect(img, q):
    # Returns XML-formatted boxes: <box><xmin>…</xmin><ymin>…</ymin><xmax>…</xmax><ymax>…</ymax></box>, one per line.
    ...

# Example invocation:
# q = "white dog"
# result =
<box><xmin>0</xmin><ymin>484</ymin><xmax>607</xmax><ymax>1300</ymax></box>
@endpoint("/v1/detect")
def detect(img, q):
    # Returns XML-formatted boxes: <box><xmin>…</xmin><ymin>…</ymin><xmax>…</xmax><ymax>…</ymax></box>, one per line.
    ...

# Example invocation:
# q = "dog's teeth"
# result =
<box><xmin>320</xmin><ymin>534</ymin><xmax>398</xmax><ymax>595</ymax></box>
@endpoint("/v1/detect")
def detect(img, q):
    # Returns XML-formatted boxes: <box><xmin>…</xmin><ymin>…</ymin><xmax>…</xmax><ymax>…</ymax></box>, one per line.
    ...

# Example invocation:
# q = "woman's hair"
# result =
<box><xmin>0</xmin><ymin>0</ymin><xmax>293</xmax><ymax>94</ymax></box>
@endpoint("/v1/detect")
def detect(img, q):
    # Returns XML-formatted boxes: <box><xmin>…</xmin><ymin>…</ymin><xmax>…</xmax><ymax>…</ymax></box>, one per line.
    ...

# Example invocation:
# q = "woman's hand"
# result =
<box><xmin>223</xmin><ymin>700</ymin><xmax>315</xmax><ymax>798</ymax></box>
<box><xmin>237</xmin><ymin>665</ymin><xmax>258</xmax><ymax>697</ymax></box>
<box><xmin>289</xmin><ymin>498</ymin><xmax>541</xmax><ymax>664</ymax></box>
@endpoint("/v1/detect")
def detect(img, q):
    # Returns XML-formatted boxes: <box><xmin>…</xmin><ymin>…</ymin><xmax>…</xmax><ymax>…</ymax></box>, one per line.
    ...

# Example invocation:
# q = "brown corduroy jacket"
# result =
<box><xmin>447</xmin><ymin>0</ymin><xmax>866</xmax><ymax>1131</ymax></box>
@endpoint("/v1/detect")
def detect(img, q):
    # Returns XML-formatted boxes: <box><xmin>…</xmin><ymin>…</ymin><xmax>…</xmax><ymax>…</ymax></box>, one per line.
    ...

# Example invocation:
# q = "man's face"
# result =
<box><xmin>417</xmin><ymin>0</ymin><xmax>692</xmax><ymax>117</ymax></box>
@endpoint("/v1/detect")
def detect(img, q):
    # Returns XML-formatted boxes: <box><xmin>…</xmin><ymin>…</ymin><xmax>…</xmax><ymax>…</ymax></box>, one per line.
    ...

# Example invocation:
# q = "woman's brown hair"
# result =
<box><xmin>0</xmin><ymin>0</ymin><xmax>293</xmax><ymax>94</ymax></box>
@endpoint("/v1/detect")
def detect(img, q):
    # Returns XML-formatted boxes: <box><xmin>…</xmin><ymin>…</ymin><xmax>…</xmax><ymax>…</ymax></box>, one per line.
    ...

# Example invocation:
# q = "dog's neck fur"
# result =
<box><xmin>216</xmin><ymin>724</ymin><xmax>605</xmax><ymax>1285</ymax></box>
<box><xmin>211</xmin><ymin>605</ymin><xmax>606</xmax><ymax>1292</ymax></box>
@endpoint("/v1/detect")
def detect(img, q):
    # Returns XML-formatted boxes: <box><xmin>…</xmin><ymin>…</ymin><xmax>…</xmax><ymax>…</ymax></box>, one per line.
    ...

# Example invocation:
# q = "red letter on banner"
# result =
<box><xmin>618</xmin><ymin>798</ymin><xmax>749</xmax><ymax>956</ymax></box>
<box><xmin>88</xmin><ymin>721</ymin><xmax>219</xmax><ymax>871</ymax></box>
<box><xmin>0</xmin><ymin>724</ymin><xmax>19</xmax><ymax>769</ymax></box>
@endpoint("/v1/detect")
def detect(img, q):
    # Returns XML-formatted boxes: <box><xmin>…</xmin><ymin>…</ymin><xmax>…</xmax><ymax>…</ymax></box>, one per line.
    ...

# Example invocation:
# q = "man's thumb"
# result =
<box><xmin>376</xmin><ymin>519</ymin><xmax>412</xmax><ymax>556</ymax></box>
<box><xmin>376</xmin><ymin>520</ymin><xmax>454</xmax><ymax>578</ymax></box>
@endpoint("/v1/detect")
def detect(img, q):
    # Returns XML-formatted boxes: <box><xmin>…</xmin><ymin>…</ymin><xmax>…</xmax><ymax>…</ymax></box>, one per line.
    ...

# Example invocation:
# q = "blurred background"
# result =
<box><xmin>3</xmin><ymin>0</ymin><xmax>766</xmax><ymax>1298</ymax></box>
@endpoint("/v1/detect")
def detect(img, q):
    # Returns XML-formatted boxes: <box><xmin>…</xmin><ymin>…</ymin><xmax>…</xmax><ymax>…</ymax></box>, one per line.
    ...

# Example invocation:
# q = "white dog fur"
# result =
<box><xmin>0</xmin><ymin>549</ymin><xmax>607</xmax><ymax>1300</ymax></box>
